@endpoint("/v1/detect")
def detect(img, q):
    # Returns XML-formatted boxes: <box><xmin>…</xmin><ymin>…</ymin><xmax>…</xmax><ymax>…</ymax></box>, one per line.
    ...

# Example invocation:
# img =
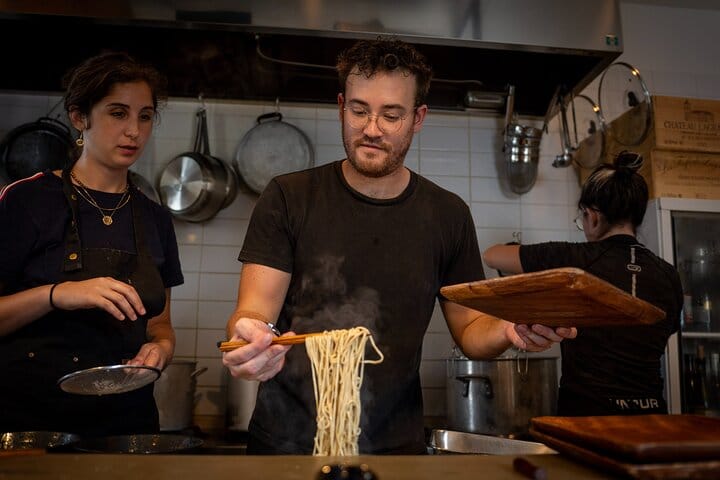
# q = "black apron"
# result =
<box><xmin>0</xmin><ymin>169</ymin><xmax>166</xmax><ymax>436</ymax></box>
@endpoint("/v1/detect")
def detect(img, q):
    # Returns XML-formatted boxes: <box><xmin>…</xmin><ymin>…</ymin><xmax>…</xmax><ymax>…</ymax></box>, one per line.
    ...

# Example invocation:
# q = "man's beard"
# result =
<box><xmin>342</xmin><ymin>123</ymin><xmax>414</xmax><ymax>178</ymax></box>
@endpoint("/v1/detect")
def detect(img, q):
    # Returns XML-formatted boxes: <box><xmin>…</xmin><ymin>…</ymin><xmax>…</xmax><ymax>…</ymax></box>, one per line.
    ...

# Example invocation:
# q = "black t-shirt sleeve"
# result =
<box><xmin>519</xmin><ymin>241</ymin><xmax>577</xmax><ymax>272</ymax></box>
<box><xmin>156</xmin><ymin>207</ymin><xmax>184</xmax><ymax>288</ymax></box>
<box><xmin>441</xmin><ymin>202</ymin><xmax>484</xmax><ymax>287</ymax></box>
<box><xmin>0</xmin><ymin>184</ymin><xmax>38</xmax><ymax>289</ymax></box>
<box><xmin>238</xmin><ymin>179</ymin><xmax>294</xmax><ymax>273</ymax></box>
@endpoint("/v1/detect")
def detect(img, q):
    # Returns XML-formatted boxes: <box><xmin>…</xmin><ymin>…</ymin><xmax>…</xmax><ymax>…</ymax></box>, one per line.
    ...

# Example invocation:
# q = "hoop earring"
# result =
<box><xmin>75</xmin><ymin>131</ymin><xmax>84</xmax><ymax>147</ymax></box>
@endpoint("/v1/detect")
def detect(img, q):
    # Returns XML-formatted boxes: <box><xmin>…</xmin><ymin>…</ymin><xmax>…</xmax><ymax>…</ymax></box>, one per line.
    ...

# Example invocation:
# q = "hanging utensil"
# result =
<box><xmin>569</xmin><ymin>94</ymin><xmax>606</xmax><ymax>170</ymax></box>
<box><xmin>157</xmin><ymin>105</ymin><xmax>231</xmax><ymax>222</ymax></box>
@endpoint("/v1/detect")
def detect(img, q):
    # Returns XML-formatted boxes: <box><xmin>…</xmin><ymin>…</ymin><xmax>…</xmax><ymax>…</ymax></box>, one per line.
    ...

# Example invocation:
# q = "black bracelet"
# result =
<box><xmin>49</xmin><ymin>283</ymin><xmax>60</xmax><ymax>310</ymax></box>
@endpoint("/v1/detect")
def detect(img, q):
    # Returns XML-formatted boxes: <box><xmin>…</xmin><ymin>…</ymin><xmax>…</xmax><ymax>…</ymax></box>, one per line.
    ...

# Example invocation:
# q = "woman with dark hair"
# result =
<box><xmin>483</xmin><ymin>152</ymin><xmax>683</xmax><ymax>416</ymax></box>
<box><xmin>0</xmin><ymin>52</ymin><xmax>183</xmax><ymax>435</ymax></box>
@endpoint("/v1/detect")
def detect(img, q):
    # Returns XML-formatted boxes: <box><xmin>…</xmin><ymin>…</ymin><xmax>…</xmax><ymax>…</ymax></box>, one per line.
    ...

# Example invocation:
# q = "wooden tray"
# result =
<box><xmin>531</xmin><ymin>415</ymin><xmax>720</xmax><ymax>463</ymax></box>
<box><xmin>440</xmin><ymin>267</ymin><xmax>665</xmax><ymax>327</ymax></box>
<box><xmin>530</xmin><ymin>427</ymin><xmax>720</xmax><ymax>480</ymax></box>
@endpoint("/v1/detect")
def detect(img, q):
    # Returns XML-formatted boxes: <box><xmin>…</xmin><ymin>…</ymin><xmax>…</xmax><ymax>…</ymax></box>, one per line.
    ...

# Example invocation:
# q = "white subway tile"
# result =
<box><xmin>170</xmin><ymin>300</ymin><xmax>198</xmax><ymax>328</ymax></box>
<box><xmin>423</xmin><ymin>112</ymin><xmax>469</xmax><ymax>128</ymax></box>
<box><xmin>470</xmin><ymin>151</ymin><xmax>503</xmax><ymax>178</ymax></box>
<box><xmin>520</xmin><ymin>179</ymin><xmax>569</xmax><ymax>206</ymax></box>
<box><xmin>178</xmin><ymin>245</ymin><xmax>202</xmax><ymax>272</ymax></box>
<box><xmin>471</xmin><ymin>202</ymin><xmax>521</xmax><ymax>229</ymax></box>
<box><xmin>199</xmin><ymin>301</ymin><xmax>236</xmax><ymax>330</ymax></box>
<box><xmin>315</xmin><ymin>145</ymin><xmax>346</xmax><ymax>165</ymax></box>
<box><xmin>174</xmin><ymin>328</ymin><xmax>197</xmax><ymax>357</ymax></box>
<box><xmin>470</xmin><ymin>128</ymin><xmax>503</xmax><ymax>153</ymax></box>
<box><xmin>316</xmin><ymin>119</ymin><xmax>342</xmax><ymax>145</ymax></box>
<box><xmin>471</xmin><ymin>177</ymin><xmax>518</xmax><ymax>203</ymax></box>
<box><xmin>520</xmin><ymin>204</ymin><xmax>571</xmax><ymax>231</ymax></box>
<box><xmin>172</xmin><ymin>220</ymin><xmax>204</xmax><ymax>245</ymax></box>
<box><xmin>202</xmin><ymin>219</ymin><xmax>249</xmax><ymax>246</ymax></box>
<box><xmin>420</xmin><ymin>125</ymin><xmax>469</xmax><ymax>151</ymax></box>
<box><xmin>422</xmin><ymin>332</ymin><xmax>455</xmax><ymax>360</ymax></box>
<box><xmin>196</xmin><ymin>329</ymin><xmax>226</xmax><ymax>358</ymax></box>
<box><xmin>201</xmin><ymin>246</ymin><xmax>243</xmax><ymax>273</ymax></box>
<box><xmin>198</xmin><ymin>273</ymin><xmax>241</xmax><ymax>301</ymax></box>
<box><xmin>173</xmin><ymin>272</ymin><xmax>200</xmax><ymax>301</ymax></box>
<box><xmin>420</xmin><ymin>150</ymin><xmax>469</xmax><ymax>176</ymax></box>
<box><xmin>424</xmin><ymin>175</ymin><xmax>469</xmax><ymax>202</ymax></box>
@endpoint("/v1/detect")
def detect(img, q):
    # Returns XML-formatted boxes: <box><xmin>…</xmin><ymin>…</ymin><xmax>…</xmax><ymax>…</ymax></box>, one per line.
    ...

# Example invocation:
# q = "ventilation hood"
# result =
<box><xmin>0</xmin><ymin>0</ymin><xmax>622</xmax><ymax>117</ymax></box>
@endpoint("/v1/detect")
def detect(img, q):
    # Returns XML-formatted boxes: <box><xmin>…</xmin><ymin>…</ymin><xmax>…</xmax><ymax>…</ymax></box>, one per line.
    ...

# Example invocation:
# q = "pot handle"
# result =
<box><xmin>256</xmin><ymin>112</ymin><xmax>283</xmax><ymax>124</ymax></box>
<box><xmin>191</xmin><ymin>367</ymin><xmax>208</xmax><ymax>378</ymax></box>
<box><xmin>455</xmin><ymin>375</ymin><xmax>494</xmax><ymax>399</ymax></box>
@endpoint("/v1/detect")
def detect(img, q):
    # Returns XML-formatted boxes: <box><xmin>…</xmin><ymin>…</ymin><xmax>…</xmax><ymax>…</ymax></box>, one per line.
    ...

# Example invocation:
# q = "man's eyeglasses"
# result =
<box><xmin>343</xmin><ymin>106</ymin><xmax>411</xmax><ymax>134</ymax></box>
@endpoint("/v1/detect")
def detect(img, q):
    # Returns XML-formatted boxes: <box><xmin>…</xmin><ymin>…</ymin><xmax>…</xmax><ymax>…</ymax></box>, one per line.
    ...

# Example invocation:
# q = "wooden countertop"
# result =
<box><xmin>0</xmin><ymin>453</ymin><xmax>615</xmax><ymax>479</ymax></box>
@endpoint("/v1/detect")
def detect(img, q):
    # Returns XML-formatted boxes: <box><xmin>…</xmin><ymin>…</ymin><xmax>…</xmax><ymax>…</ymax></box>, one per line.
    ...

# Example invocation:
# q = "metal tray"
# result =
<box><xmin>429</xmin><ymin>429</ymin><xmax>556</xmax><ymax>455</ymax></box>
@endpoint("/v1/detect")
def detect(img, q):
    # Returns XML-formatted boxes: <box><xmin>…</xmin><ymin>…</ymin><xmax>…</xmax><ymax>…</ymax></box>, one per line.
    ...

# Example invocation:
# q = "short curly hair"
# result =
<box><xmin>336</xmin><ymin>36</ymin><xmax>433</xmax><ymax>107</ymax></box>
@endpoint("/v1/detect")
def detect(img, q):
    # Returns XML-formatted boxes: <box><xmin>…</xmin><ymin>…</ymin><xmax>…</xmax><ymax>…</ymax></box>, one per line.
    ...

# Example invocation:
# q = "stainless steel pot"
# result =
<box><xmin>446</xmin><ymin>348</ymin><xmax>558</xmax><ymax>438</ymax></box>
<box><xmin>226</xmin><ymin>375</ymin><xmax>259</xmax><ymax>432</ymax></box>
<box><xmin>153</xmin><ymin>360</ymin><xmax>207</xmax><ymax>432</ymax></box>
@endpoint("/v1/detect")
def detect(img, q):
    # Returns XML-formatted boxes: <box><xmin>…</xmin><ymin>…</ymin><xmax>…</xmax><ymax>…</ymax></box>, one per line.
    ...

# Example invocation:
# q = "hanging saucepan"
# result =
<box><xmin>129</xmin><ymin>171</ymin><xmax>161</xmax><ymax>204</ymax></box>
<box><xmin>157</xmin><ymin>108</ymin><xmax>231</xmax><ymax>222</ymax></box>
<box><xmin>0</xmin><ymin>117</ymin><xmax>74</xmax><ymax>182</ymax></box>
<box><xmin>234</xmin><ymin>112</ymin><xmax>314</xmax><ymax>194</ymax></box>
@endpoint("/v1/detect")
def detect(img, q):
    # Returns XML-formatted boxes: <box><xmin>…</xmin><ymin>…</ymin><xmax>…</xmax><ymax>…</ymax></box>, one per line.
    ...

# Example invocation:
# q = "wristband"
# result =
<box><xmin>49</xmin><ymin>283</ymin><xmax>60</xmax><ymax>310</ymax></box>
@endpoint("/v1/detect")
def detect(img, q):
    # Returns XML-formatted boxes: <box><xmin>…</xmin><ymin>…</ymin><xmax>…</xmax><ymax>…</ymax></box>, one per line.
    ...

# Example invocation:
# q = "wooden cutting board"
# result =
<box><xmin>440</xmin><ymin>267</ymin><xmax>665</xmax><ymax>327</ymax></box>
<box><xmin>531</xmin><ymin>415</ymin><xmax>720</xmax><ymax>463</ymax></box>
<box><xmin>530</xmin><ymin>427</ymin><xmax>720</xmax><ymax>480</ymax></box>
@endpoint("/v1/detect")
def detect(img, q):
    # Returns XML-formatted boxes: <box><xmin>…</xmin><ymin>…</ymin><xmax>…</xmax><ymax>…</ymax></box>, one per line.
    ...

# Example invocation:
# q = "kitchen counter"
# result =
<box><xmin>0</xmin><ymin>452</ymin><xmax>615</xmax><ymax>479</ymax></box>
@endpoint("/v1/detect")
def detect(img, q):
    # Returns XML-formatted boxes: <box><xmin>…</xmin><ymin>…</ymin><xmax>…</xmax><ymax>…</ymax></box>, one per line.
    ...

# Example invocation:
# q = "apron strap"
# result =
<box><xmin>60</xmin><ymin>168</ymin><xmax>83</xmax><ymax>272</ymax></box>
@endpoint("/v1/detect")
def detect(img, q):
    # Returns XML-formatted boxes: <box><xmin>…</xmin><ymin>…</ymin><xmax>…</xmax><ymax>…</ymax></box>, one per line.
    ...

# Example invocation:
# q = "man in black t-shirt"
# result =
<box><xmin>222</xmin><ymin>37</ymin><xmax>576</xmax><ymax>454</ymax></box>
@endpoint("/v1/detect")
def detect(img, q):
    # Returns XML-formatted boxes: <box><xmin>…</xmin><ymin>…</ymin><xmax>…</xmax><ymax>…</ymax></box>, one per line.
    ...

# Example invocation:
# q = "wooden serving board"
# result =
<box><xmin>530</xmin><ymin>415</ymin><xmax>720</xmax><ymax>463</ymax></box>
<box><xmin>530</xmin><ymin>427</ymin><xmax>720</xmax><ymax>480</ymax></box>
<box><xmin>440</xmin><ymin>267</ymin><xmax>665</xmax><ymax>327</ymax></box>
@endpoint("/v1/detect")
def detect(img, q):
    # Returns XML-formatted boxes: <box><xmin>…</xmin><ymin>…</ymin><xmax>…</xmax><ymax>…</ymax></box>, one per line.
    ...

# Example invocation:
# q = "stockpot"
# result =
<box><xmin>446</xmin><ymin>347</ymin><xmax>558</xmax><ymax>438</ymax></box>
<box><xmin>153</xmin><ymin>360</ymin><xmax>207</xmax><ymax>432</ymax></box>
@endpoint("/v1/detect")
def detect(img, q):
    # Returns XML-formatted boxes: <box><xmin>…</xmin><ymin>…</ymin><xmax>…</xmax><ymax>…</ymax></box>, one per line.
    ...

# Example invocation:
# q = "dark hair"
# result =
<box><xmin>579</xmin><ymin>151</ymin><xmax>649</xmax><ymax>228</ymax></box>
<box><xmin>62</xmin><ymin>51</ymin><xmax>168</xmax><ymax>122</ymax></box>
<box><xmin>336</xmin><ymin>36</ymin><xmax>433</xmax><ymax>107</ymax></box>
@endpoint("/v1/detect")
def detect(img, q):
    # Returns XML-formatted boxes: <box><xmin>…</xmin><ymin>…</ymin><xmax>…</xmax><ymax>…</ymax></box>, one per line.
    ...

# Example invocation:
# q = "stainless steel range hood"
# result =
<box><xmin>0</xmin><ymin>0</ymin><xmax>622</xmax><ymax>117</ymax></box>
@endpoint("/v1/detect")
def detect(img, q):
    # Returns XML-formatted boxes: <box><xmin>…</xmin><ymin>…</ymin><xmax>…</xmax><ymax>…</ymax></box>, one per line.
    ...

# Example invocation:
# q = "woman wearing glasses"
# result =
<box><xmin>483</xmin><ymin>152</ymin><xmax>683</xmax><ymax>416</ymax></box>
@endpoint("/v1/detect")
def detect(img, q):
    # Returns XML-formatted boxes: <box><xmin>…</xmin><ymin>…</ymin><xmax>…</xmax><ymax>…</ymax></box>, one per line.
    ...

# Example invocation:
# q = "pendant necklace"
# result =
<box><xmin>70</xmin><ymin>171</ymin><xmax>130</xmax><ymax>226</ymax></box>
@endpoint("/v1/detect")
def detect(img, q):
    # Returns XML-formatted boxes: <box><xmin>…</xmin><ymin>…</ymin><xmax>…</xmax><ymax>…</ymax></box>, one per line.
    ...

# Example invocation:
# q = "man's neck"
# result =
<box><xmin>341</xmin><ymin>160</ymin><xmax>410</xmax><ymax>199</ymax></box>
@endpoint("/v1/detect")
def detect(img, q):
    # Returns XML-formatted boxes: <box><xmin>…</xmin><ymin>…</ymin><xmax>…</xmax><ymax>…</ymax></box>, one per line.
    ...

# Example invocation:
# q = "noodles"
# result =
<box><xmin>305</xmin><ymin>326</ymin><xmax>384</xmax><ymax>455</ymax></box>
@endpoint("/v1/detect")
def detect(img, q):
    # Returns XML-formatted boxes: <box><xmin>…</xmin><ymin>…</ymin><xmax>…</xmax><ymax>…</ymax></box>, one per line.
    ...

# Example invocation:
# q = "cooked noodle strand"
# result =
<box><xmin>306</xmin><ymin>327</ymin><xmax>383</xmax><ymax>455</ymax></box>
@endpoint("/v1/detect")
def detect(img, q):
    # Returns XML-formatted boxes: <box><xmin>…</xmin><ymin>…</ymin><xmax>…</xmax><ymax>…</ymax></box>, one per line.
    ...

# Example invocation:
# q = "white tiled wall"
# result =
<box><xmin>1</xmin><ymin>1</ymin><xmax>719</xmax><ymax>429</ymax></box>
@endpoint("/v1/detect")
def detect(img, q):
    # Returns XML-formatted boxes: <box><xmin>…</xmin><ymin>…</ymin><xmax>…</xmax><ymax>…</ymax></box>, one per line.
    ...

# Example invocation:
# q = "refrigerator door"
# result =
<box><xmin>639</xmin><ymin>198</ymin><xmax>720</xmax><ymax>415</ymax></box>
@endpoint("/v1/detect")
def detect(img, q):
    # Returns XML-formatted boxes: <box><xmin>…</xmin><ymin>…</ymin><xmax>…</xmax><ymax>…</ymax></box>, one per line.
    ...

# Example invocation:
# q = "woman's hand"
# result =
<box><xmin>222</xmin><ymin>316</ymin><xmax>293</xmax><ymax>382</ymax></box>
<box><xmin>51</xmin><ymin>278</ymin><xmax>146</xmax><ymax>320</ymax></box>
<box><xmin>126</xmin><ymin>341</ymin><xmax>172</xmax><ymax>370</ymax></box>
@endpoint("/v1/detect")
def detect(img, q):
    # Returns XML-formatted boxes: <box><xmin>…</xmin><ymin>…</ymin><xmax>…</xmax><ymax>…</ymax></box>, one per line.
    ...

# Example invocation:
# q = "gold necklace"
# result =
<box><xmin>70</xmin><ymin>171</ymin><xmax>130</xmax><ymax>226</ymax></box>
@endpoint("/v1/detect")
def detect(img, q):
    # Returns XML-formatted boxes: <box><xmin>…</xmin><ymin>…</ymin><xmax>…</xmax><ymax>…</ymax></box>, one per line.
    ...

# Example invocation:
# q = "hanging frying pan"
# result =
<box><xmin>234</xmin><ymin>112</ymin><xmax>314</xmax><ymax>194</ymax></box>
<box><xmin>0</xmin><ymin>117</ymin><xmax>74</xmax><ymax>181</ymax></box>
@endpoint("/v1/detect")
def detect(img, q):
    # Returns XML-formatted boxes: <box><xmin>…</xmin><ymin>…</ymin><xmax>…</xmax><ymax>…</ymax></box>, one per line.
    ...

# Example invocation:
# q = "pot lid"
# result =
<box><xmin>569</xmin><ymin>94</ymin><xmax>605</xmax><ymax>170</ymax></box>
<box><xmin>598</xmin><ymin>62</ymin><xmax>653</xmax><ymax>146</ymax></box>
<box><xmin>57</xmin><ymin>364</ymin><xmax>160</xmax><ymax>395</ymax></box>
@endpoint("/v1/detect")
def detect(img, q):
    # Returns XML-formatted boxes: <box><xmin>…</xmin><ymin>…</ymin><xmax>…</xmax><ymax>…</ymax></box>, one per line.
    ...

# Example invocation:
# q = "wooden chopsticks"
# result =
<box><xmin>217</xmin><ymin>332</ymin><xmax>325</xmax><ymax>352</ymax></box>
